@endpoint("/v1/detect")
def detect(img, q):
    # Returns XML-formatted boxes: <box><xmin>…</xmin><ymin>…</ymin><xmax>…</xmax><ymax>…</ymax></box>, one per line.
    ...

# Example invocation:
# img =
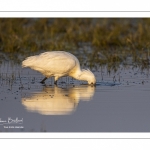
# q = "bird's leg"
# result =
<box><xmin>54</xmin><ymin>76</ymin><xmax>59</xmax><ymax>85</ymax></box>
<box><xmin>40</xmin><ymin>77</ymin><xmax>47</xmax><ymax>84</ymax></box>
<box><xmin>54</xmin><ymin>80</ymin><xmax>57</xmax><ymax>85</ymax></box>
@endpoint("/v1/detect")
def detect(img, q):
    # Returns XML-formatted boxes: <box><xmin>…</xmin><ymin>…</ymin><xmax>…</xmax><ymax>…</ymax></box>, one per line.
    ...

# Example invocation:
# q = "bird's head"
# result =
<box><xmin>79</xmin><ymin>69</ymin><xmax>96</xmax><ymax>85</ymax></box>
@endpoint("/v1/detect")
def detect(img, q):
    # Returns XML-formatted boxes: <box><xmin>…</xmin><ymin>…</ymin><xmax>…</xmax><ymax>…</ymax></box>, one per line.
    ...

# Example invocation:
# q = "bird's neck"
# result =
<box><xmin>69</xmin><ymin>67</ymin><xmax>82</xmax><ymax>80</ymax></box>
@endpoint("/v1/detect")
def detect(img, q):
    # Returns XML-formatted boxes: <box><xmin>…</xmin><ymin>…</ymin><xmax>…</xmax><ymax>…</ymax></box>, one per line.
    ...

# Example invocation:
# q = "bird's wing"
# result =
<box><xmin>34</xmin><ymin>52</ymin><xmax>76</xmax><ymax>74</ymax></box>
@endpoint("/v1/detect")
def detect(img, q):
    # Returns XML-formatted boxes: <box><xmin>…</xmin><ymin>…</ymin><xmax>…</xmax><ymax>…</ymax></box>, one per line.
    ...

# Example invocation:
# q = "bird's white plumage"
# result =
<box><xmin>23</xmin><ymin>51</ymin><xmax>77</xmax><ymax>76</ymax></box>
<box><xmin>22</xmin><ymin>51</ymin><xmax>96</xmax><ymax>84</ymax></box>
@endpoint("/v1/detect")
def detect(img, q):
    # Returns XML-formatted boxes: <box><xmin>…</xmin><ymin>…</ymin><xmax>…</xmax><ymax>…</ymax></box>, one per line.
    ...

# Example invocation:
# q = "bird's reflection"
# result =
<box><xmin>21</xmin><ymin>85</ymin><xmax>95</xmax><ymax>115</ymax></box>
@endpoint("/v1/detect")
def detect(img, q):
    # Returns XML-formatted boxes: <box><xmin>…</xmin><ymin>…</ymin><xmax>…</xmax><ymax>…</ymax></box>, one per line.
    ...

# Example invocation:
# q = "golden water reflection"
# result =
<box><xmin>22</xmin><ymin>85</ymin><xmax>95</xmax><ymax>115</ymax></box>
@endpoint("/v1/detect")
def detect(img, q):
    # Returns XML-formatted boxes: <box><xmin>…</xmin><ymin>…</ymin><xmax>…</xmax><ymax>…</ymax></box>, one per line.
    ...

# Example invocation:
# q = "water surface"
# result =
<box><xmin>0</xmin><ymin>64</ymin><xmax>150</xmax><ymax>132</ymax></box>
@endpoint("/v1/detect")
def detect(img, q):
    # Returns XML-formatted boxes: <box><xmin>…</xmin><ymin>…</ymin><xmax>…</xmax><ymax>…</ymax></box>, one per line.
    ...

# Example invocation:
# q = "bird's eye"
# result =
<box><xmin>91</xmin><ymin>82</ymin><xmax>93</xmax><ymax>84</ymax></box>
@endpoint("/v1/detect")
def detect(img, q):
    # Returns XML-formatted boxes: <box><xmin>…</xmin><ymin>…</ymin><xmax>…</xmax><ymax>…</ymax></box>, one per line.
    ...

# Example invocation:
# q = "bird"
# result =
<box><xmin>22</xmin><ymin>51</ymin><xmax>96</xmax><ymax>85</ymax></box>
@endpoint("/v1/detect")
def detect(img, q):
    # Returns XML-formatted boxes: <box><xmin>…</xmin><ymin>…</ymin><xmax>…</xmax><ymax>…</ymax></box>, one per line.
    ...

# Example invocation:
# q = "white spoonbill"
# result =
<box><xmin>22</xmin><ymin>51</ymin><xmax>96</xmax><ymax>85</ymax></box>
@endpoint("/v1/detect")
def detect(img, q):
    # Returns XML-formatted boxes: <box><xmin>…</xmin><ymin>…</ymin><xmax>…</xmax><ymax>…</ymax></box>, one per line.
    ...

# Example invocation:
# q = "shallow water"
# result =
<box><xmin>0</xmin><ymin>64</ymin><xmax>150</xmax><ymax>132</ymax></box>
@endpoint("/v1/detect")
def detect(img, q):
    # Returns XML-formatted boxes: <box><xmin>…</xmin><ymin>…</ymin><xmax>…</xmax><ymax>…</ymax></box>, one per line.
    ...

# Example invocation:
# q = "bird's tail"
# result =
<box><xmin>22</xmin><ymin>56</ymin><xmax>37</xmax><ymax>68</ymax></box>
